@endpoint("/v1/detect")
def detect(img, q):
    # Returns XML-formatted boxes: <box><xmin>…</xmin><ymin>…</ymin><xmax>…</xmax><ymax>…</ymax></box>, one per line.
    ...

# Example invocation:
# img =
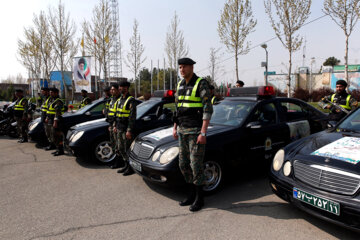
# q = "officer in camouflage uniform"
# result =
<box><xmin>79</xmin><ymin>89</ymin><xmax>92</xmax><ymax>109</ymax></box>
<box><xmin>320</xmin><ymin>79</ymin><xmax>358</xmax><ymax>123</ymax></box>
<box><xmin>39</xmin><ymin>87</ymin><xmax>54</xmax><ymax>149</ymax></box>
<box><xmin>46</xmin><ymin>88</ymin><xmax>65</xmax><ymax>156</ymax></box>
<box><xmin>103</xmin><ymin>86</ymin><xmax>111</xmax><ymax>116</ymax></box>
<box><xmin>107</xmin><ymin>84</ymin><xmax>121</xmax><ymax>169</ymax></box>
<box><xmin>13</xmin><ymin>89</ymin><xmax>29</xmax><ymax>143</ymax></box>
<box><xmin>173</xmin><ymin>58</ymin><xmax>213</xmax><ymax>212</ymax></box>
<box><xmin>114</xmin><ymin>80</ymin><xmax>137</xmax><ymax>175</ymax></box>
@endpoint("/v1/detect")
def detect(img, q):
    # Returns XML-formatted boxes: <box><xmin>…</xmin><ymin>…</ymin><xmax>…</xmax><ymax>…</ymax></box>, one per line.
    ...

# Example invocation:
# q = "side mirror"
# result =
<box><xmin>85</xmin><ymin>111</ymin><xmax>91</xmax><ymax>116</ymax></box>
<box><xmin>246</xmin><ymin>121</ymin><xmax>262</xmax><ymax>129</ymax></box>
<box><xmin>142</xmin><ymin>116</ymin><xmax>151</xmax><ymax>122</ymax></box>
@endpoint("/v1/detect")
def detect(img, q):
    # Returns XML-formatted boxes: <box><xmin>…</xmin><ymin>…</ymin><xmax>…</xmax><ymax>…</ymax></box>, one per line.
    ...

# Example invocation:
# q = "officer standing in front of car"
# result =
<box><xmin>108</xmin><ymin>84</ymin><xmax>121</xmax><ymax>169</ymax></box>
<box><xmin>79</xmin><ymin>89</ymin><xmax>92</xmax><ymax>109</ymax></box>
<box><xmin>46</xmin><ymin>88</ymin><xmax>65</xmax><ymax>156</ymax></box>
<box><xmin>14</xmin><ymin>89</ymin><xmax>29</xmax><ymax>143</ymax></box>
<box><xmin>114</xmin><ymin>80</ymin><xmax>137</xmax><ymax>175</ymax></box>
<box><xmin>320</xmin><ymin>79</ymin><xmax>358</xmax><ymax>123</ymax></box>
<box><xmin>173</xmin><ymin>58</ymin><xmax>213</xmax><ymax>212</ymax></box>
<box><xmin>40</xmin><ymin>87</ymin><xmax>53</xmax><ymax>148</ymax></box>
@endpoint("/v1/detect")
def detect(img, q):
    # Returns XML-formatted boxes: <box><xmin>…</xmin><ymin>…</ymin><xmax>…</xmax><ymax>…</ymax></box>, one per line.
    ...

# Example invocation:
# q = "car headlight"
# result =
<box><xmin>272</xmin><ymin>149</ymin><xmax>284</xmax><ymax>171</ymax></box>
<box><xmin>152</xmin><ymin>151</ymin><xmax>161</xmax><ymax>162</ymax></box>
<box><xmin>283</xmin><ymin>161</ymin><xmax>292</xmax><ymax>176</ymax></box>
<box><xmin>70</xmin><ymin>131</ymin><xmax>84</xmax><ymax>143</ymax></box>
<box><xmin>159</xmin><ymin>147</ymin><xmax>179</xmax><ymax>165</ymax></box>
<box><xmin>130</xmin><ymin>140</ymin><xmax>136</xmax><ymax>151</ymax></box>
<box><xmin>29</xmin><ymin>121</ymin><xmax>39</xmax><ymax>131</ymax></box>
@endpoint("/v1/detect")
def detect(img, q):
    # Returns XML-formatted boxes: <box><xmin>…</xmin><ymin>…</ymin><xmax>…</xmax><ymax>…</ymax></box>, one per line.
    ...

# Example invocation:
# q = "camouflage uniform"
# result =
<box><xmin>106</xmin><ymin>95</ymin><xmax>119</xmax><ymax>152</ymax></box>
<box><xmin>47</xmin><ymin>98</ymin><xmax>65</xmax><ymax>149</ymax></box>
<box><xmin>41</xmin><ymin>96</ymin><xmax>52</xmax><ymax>144</ymax></box>
<box><xmin>176</xmin><ymin>74</ymin><xmax>213</xmax><ymax>186</ymax></box>
<box><xmin>115</xmin><ymin>93</ymin><xmax>136</xmax><ymax>163</ymax></box>
<box><xmin>321</xmin><ymin>91</ymin><xmax>358</xmax><ymax>122</ymax></box>
<box><xmin>14</xmin><ymin>97</ymin><xmax>28</xmax><ymax>140</ymax></box>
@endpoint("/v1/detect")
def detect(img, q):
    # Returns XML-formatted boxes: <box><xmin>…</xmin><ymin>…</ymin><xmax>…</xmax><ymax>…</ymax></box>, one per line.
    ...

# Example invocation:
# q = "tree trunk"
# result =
<box><xmin>288</xmin><ymin>50</ymin><xmax>292</xmax><ymax>98</ymax></box>
<box><xmin>345</xmin><ymin>34</ymin><xmax>349</xmax><ymax>86</ymax></box>
<box><xmin>235</xmin><ymin>53</ymin><xmax>239</xmax><ymax>82</ymax></box>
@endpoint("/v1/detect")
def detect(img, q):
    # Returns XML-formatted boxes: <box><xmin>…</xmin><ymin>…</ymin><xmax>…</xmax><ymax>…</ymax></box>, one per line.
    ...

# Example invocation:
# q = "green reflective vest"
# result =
<box><xmin>211</xmin><ymin>96</ymin><xmax>216</xmax><ymax>105</ymax></box>
<box><xmin>14</xmin><ymin>98</ymin><xmax>25</xmax><ymax>111</ymax></box>
<box><xmin>47</xmin><ymin>98</ymin><xmax>65</xmax><ymax>115</ymax></box>
<box><xmin>176</xmin><ymin>77</ymin><xmax>203</xmax><ymax>108</ymax></box>
<box><xmin>80</xmin><ymin>97</ymin><xmax>90</xmax><ymax>109</ymax></box>
<box><xmin>108</xmin><ymin>97</ymin><xmax>119</xmax><ymax>117</ymax></box>
<box><xmin>331</xmin><ymin>94</ymin><xmax>351</xmax><ymax>110</ymax></box>
<box><xmin>41</xmin><ymin>96</ymin><xmax>51</xmax><ymax>112</ymax></box>
<box><xmin>116</xmin><ymin>96</ymin><xmax>133</xmax><ymax>118</ymax></box>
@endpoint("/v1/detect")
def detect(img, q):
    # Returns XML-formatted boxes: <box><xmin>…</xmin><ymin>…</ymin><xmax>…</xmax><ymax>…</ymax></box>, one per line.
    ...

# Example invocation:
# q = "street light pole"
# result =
<box><xmin>261</xmin><ymin>44</ymin><xmax>268</xmax><ymax>86</ymax></box>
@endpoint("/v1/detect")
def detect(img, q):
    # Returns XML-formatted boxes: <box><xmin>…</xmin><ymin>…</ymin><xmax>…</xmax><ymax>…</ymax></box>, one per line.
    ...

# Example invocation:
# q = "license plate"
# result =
<box><xmin>130</xmin><ymin>160</ymin><xmax>142</xmax><ymax>172</ymax></box>
<box><xmin>293</xmin><ymin>188</ymin><xmax>340</xmax><ymax>216</ymax></box>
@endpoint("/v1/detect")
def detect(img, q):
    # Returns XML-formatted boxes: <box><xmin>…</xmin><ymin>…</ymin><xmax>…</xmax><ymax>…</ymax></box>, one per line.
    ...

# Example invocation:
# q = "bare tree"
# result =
<box><xmin>208</xmin><ymin>47</ymin><xmax>225</xmax><ymax>86</ymax></box>
<box><xmin>323</xmin><ymin>0</ymin><xmax>360</xmax><ymax>85</ymax></box>
<box><xmin>83</xmin><ymin>0</ymin><xmax>113</xmax><ymax>87</ymax></box>
<box><xmin>48</xmin><ymin>0</ymin><xmax>77</xmax><ymax>100</ymax></box>
<box><xmin>264</xmin><ymin>0</ymin><xmax>312</xmax><ymax>97</ymax></box>
<box><xmin>33</xmin><ymin>11</ymin><xmax>56</xmax><ymax>80</ymax></box>
<box><xmin>165</xmin><ymin>12</ymin><xmax>189</xmax><ymax>88</ymax></box>
<box><xmin>126</xmin><ymin>19</ymin><xmax>146</xmax><ymax>98</ymax></box>
<box><xmin>218</xmin><ymin>0</ymin><xmax>257</xmax><ymax>82</ymax></box>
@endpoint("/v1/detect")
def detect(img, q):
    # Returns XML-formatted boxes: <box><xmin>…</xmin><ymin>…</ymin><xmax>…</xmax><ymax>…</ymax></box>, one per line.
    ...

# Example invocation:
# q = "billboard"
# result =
<box><xmin>73</xmin><ymin>56</ymin><xmax>91</xmax><ymax>93</ymax></box>
<box><xmin>331</xmin><ymin>72</ymin><xmax>360</xmax><ymax>91</ymax></box>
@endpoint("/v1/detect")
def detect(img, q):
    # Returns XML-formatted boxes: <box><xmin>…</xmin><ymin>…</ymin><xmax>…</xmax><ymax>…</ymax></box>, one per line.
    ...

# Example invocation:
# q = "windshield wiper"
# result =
<box><xmin>339</xmin><ymin>128</ymin><xmax>360</xmax><ymax>134</ymax></box>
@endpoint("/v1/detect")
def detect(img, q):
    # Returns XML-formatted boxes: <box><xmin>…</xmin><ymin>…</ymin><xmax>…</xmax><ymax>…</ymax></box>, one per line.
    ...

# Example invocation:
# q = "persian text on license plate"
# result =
<box><xmin>130</xmin><ymin>160</ymin><xmax>142</xmax><ymax>172</ymax></box>
<box><xmin>293</xmin><ymin>187</ymin><xmax>340</xmax><ymax>216</ymax></box>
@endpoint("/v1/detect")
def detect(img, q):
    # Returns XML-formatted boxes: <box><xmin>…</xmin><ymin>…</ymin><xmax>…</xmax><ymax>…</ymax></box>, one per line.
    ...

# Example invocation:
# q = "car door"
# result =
<box><xmin>245</xmin><ymin>100</ymin><xmax>288</xmax><ymax>161</ymax></box>
<box><xmin>87</xmin><ymin>102</ymin><xmax>105</xmax><ymax>120</ymax></box>
<box><xmin>277</xmin><ymin>99</ymin><xmax>312</xmax><ymax>143</ymax></box>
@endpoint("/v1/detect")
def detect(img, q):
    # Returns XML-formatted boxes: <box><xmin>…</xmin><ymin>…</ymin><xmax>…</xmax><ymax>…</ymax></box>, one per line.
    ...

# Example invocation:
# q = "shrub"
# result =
<box><xmin>310</xmin><ymin>87</ymin><xmax>334</xmax><ymax>102</ymax></box>
<box><xmin>293</xmin><ymin>88</ymin><xmax>310</xmax><ymax>101</ymax></box>
<box><xmin>350</xmin><ymin>89</ymin><xmax>360</xmax><ymax>101</ymax></box>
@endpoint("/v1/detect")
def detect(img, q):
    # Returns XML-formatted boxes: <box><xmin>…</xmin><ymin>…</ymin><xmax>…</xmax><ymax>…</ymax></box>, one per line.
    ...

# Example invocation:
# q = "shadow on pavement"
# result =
<box><xmin>75</xmin><ymin>156</ymin><xmax>111</xmax><ymax>169</ymax></box>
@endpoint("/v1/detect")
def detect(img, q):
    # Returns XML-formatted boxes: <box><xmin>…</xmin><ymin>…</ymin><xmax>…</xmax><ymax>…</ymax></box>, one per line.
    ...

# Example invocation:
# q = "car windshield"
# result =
<box><xmin>136</xmin><ymin>99</ymin><xmax>160</xmax><ymax>118</ymax></box>
<box><xmin>338</xmin><ymin>108</ymin><xmax>360</xmax><ymax>133</ymax></box>
<box><xmin>76</xmin><ymin>99</ymin><xmax>103</xmax><ymax>114</ymax></box>
<box><xmin>210</xmin><ymin>100</ymin><xmax>255</xmax><ymax>126</ymax></box>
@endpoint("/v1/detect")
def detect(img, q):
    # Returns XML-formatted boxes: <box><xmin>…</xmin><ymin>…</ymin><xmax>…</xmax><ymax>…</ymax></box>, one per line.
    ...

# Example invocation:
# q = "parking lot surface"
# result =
<box><xmin>0</xmin><ymin>136</ymin><xmax>358</xmax><ymax>240</ymax></box>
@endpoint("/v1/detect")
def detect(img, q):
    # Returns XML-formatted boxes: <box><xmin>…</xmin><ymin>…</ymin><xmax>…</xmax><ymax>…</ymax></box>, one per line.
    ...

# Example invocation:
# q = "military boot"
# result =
<box><xmin>122</xmin><ymin>165</ymin><xmax>134</xmax><ymax>176</ymax></box>
<box><xmin>54</xmin><ymin>146</ymin><xmax>64</xmax><ymax>156</ymax></box>
<box><xmin>179</xmin><ymin>184</ymin><xmax>196</xmax><ymax>206</ymax></box>
<box><xmin>189</xmin><ymin>185</ymin><xmax>204</xmax><ymax>212</ymax></box>
<box><xmin>18</xmin><ymin>138</ymin><xmax>28</xmax><ymax>143</ymax></box>
<box><xmin>117</xmin><ymin>160</ymin><xmax>129</xmax><ymax>173</ymax></box>
<box><xmin>44</xmin><ymin>144</ymin><xmax>56</xmax><ymax>151</ymax></box>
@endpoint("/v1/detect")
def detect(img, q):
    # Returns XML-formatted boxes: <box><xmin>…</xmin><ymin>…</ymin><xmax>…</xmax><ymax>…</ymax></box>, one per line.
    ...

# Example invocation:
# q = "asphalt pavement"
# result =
<box><xmin>0</xmin><ymin>136</ymin><xmax>359</xmax><ymax>240</ymax></box>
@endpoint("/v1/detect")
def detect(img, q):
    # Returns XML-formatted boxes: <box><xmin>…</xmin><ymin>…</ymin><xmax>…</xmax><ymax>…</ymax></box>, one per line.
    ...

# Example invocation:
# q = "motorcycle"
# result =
<box><xmin>0</xmin><ymin>102</ymin><xmax>19</xmax><ymax>138</ymax></box>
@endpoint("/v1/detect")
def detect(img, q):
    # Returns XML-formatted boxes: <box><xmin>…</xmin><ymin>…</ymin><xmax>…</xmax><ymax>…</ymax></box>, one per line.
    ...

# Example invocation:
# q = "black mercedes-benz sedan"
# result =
<box><xmin>269</xmin><ymin>107</ymin><xmax>360</xmax><ymax>230</ymax></box>
<box><xmin>129</xmin><ymin>86</ymin><xmax>329</xmax><ymax>193</ymax></box>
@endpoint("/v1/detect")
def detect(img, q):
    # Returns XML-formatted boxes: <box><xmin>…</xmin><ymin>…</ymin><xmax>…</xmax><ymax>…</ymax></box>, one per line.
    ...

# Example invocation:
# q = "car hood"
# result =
<box><xmin>139</xmin><ymin>124</ymin><xmax>233</xmax><ymax>148</ymax></box>
<box><xmin>289</xmin><ymin>130</ymin><xmax>360</xmax><ymax>172</ymax></box>
<box><xmin>71</xmin><ymin>118</ymin><xmax>108</xmax><ymax>131</ymax></box>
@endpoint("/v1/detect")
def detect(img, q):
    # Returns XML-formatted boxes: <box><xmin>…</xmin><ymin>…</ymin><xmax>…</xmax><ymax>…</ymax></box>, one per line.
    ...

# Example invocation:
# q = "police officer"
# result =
<box><xmin>209</xmin><ymin>85</ymin><xmax>218</xmax><ymax>104</ymax></box>
<box><xmin>40</xmin><ymin>87</ymin><xmax>53</xmax><ymax>148</ymax></box>
<box><xmin>46</xmin><ymin>88</ymin><xmax>65</xmax><ymax>156</ymax></box>
<box><xmin>114</xmin><ymin>80</ymin><xmax>137</xmax><ymax>175</ymax></box>
<box><xmin>321</xmin><ymin>79</ymin><xmax>358</xmax><ymax>123</ymax></box>
<box><xmin>236</xmin><ymin>80</ymin><xmax>244</xmax><ymax>88</ymax></box>
<box><xmin>107</xmin><ymin>84</ymin><xmax>121</xmax><ymax>169</ymax></box>
<box><xmin>173</xmin><ymin>58</ymin><xmax>213</xmax><ymax>212</ymax></box>
<box><xmin>13</xmin><ymin>89</ymin><xmax>29</xmax><ymax>143</ymax></box>
<box><xmin>79</xmin><ymin>89</ymin><xmax>92</xmax><ymax>109</ymax></box>
<box><xmin>103</xmin><ymin>86</ymin><xmax>111</xmax><ymax>116</ymax></box>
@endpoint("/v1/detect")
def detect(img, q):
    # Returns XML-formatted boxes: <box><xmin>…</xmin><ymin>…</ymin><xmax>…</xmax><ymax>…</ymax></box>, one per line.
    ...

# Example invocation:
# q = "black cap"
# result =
<box><xmin>81</xmin><ymin>89</ymin><xmax>88</xmax><ymax>94</ymax></box>
<box><xmin>111</xmin><ymin>83</ymin><xmax>119</xmax><ymax>89</ymax></box>
<box><xmin>336</xmin><ymin>79</ymin><xmax>347</xmax><ymax>87</ymax></box>
<box><xmin>50</xmin><ymin>88</ymin><xmax>59</xmax><ymax>93</ymax></box>
<box><xmin>178</xmin><ymin>58</ymin><xmax>196</xmax><ymax>65</ymax></box>
<box><xmin>15</xmin><ymin>89</ymin><xmax>23</xmax><ymax>93</ymax></box>
<box><xmin>119</xmin><ymin>80</ymin><xmax>130</xmax><ymax>87</ymax></box>
<box><xmin>41</xmin><ymin>87</ymin><xmax>49</xmax><ymax>91</ymax></box>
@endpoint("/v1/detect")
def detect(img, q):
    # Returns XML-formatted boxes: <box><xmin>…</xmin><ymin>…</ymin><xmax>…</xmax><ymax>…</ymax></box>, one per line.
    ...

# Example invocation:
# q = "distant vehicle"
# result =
<box><xmin>0</xmin><ymin>102</ymin><xmax>18</xmax><ymax>138</ymax></box>
<box><xmin>129</xmin><ymin>86</ymin><xmax>329</xmax><ymax>193</ymax></box>
<box><xmin>28</xmin><ymin>98</ymin><xmax>107</xmax><ymax>145</ymax></box>
<box><xmin>269</xmin><ymin>107</ymin><xmax>360</xmax><ymax>230</ymax></box>
<box><xmin>66</xmin><ymin>90</ymin><xmax>175</xmax><ymax>164</ymax></box>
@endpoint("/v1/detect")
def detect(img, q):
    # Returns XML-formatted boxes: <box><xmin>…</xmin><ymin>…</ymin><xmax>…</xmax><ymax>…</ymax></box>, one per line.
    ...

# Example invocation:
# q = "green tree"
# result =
<box><xmin>323</xmin><ymin>56</ymin><xmax>341</xmax><ymax>66</ymax></box>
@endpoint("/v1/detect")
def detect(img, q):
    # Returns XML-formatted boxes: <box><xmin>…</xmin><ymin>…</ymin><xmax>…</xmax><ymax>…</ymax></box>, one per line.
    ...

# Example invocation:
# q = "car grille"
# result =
<box><xmin>293</xmin><ymin>160</ymin><xmax>360</xmax><ymax>195</ymax></box>
<box><xmin>132</xmin><ymin>142</ymin><xmax>154</xmax><ymax>159</ymax></box>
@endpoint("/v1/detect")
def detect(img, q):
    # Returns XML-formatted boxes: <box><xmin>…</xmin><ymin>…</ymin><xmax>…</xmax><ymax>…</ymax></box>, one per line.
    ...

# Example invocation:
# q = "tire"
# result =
<box><xmin>202</xmin><ymin>160</ymin><xmax>223</xmax><ymax>193</ymax></box>
<box><xmin>93</xmin><ymin>139</ymin><xmax>116</xmax><ymax>164</ymax></box>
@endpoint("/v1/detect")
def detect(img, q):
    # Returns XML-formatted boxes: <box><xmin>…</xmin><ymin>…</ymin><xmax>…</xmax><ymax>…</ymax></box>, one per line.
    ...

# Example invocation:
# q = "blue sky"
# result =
<box><xmin>1</xmin><ymin>0</ymin><xmax>360</xmax><ymax>87</ymax></box>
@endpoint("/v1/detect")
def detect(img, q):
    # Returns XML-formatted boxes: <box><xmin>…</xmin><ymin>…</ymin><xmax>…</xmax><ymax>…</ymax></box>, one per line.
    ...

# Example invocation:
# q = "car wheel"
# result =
<box><xmin>203</xmin><ymin>160</ymin><xmax>223</xmax><ymax>193</ymax></box>
<box><xmin>93</xmin><ymin>140</ymin><xmax>116</xmax><ymax>164</ymax></box>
